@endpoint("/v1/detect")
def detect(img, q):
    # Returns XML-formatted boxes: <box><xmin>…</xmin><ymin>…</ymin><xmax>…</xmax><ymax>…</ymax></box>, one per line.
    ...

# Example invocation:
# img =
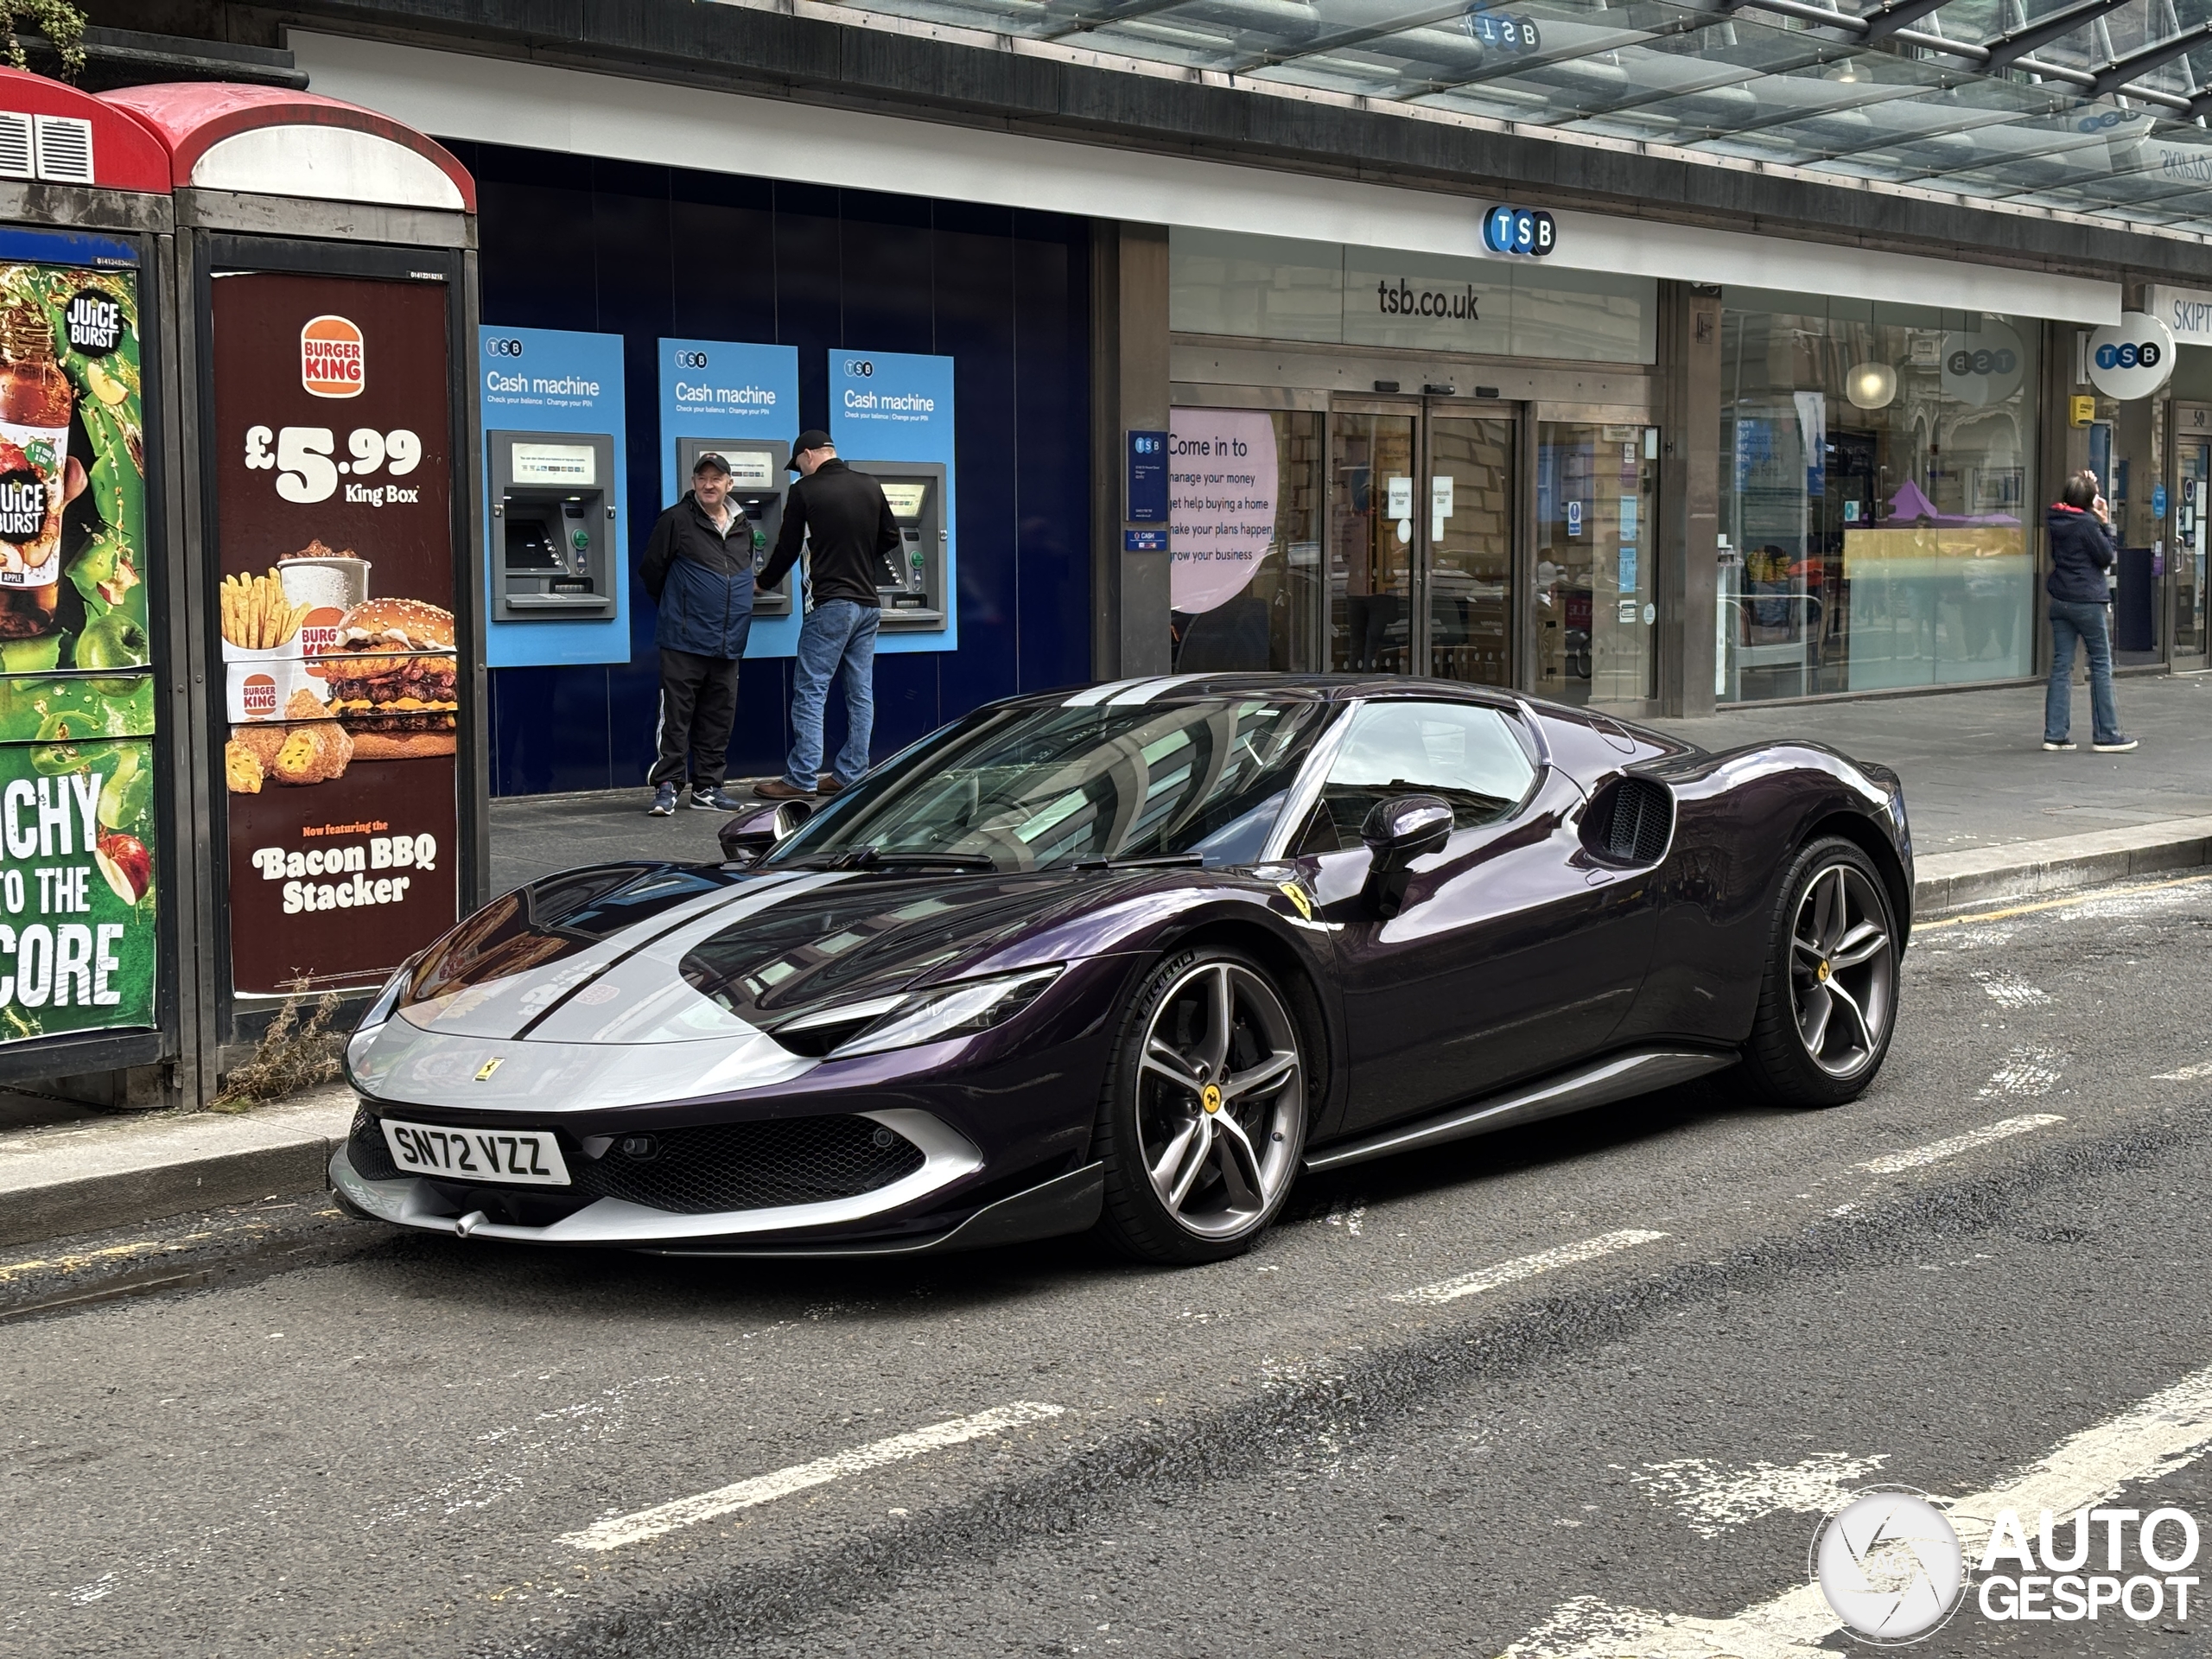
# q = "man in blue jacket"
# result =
<box><xmin>639</xmin><ymin>452</ymin><xmax>755</xmax><ymax>814</ymax></box>
<box><xmin>2044</xmin><ymin>468</ymin><xmax>2136</xmax><ymax>753</ymax></box>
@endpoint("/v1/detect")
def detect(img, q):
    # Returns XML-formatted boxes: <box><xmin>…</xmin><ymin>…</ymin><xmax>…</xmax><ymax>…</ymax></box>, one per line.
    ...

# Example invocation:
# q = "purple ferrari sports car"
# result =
<box><xmin>333</xmin><ymin>674</ymin><xmax>1910</xmax><ymax>1264</ymax></box>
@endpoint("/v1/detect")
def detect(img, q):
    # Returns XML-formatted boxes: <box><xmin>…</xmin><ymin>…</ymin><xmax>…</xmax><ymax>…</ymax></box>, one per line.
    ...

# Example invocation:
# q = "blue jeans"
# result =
<box><xmin>787</xmin><ymin>600</ymin><xmax>879</xmax><ymax>790</ymax></box>
<box><xmin>2044</xmin><ymin>599</ymin><xmax>2120</xmax><ymax>746</ymax></box>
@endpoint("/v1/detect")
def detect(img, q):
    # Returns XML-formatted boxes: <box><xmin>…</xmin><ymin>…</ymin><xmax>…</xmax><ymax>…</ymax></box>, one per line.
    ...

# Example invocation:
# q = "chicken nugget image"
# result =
<box><xmin>283</xmin><ymin>685</ymin><xmax>331</xmax><ymax>722</ymax></box>
<box><xmin>232</xmin><ymin>723</ymin><xmax>286</xmax><ymax>768</ymax></box>
<box><xmin>271</xmin><ymin>717</ymin><xmax>355</xmax><ymax>786</ymax></box>
<box><xmin>224</xmin><ymin>738</ymin><xmax>264</xmax><ymax>795</ymax></box>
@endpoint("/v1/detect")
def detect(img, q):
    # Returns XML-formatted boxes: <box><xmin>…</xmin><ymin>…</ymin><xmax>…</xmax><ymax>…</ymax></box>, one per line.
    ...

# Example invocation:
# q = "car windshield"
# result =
<box><xmin>767</xmin><ymin>696</ymin><xmax>1332</xmax><ymax>872</ymax></box>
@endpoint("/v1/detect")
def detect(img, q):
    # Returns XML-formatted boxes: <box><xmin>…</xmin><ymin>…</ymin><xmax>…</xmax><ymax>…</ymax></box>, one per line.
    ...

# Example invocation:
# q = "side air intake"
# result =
<box><xmin>1583</xmin><ymin>776</ymin><xmax>1675</xmax><ymax>866</ymax></box>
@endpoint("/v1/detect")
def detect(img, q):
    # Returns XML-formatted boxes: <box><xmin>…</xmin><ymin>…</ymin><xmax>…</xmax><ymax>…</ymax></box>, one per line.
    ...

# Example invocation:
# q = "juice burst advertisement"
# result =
<box><xmin>0</xmin><ymin>251</ymin><xmax>155</xmax><ymax>1045</ymax></box>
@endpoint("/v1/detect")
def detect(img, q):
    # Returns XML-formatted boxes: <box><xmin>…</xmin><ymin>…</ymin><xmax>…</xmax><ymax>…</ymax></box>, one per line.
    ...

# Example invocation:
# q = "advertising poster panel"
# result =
<box><xmin>212</xmin><ymin>272</ymin><xmax>458</xmax><ymax>995</ymax></box>
<box><xmin>0</xmin><ymin>236</ymin><xmax>157</xmax><ymax>1045</ymax></box>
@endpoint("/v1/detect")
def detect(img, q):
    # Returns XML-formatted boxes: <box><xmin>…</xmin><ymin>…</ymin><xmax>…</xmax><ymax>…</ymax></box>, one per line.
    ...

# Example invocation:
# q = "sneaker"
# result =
<box><xmin>2042</xmin><ymin>739</ymin><xmax>2076</xmax><ymax>752</ymax></box>
<box><xmin>2093</xmin><ymin>735</ymin><xmax>2139</xmax><ymax>753</ymax></box>
<box><xmin>647</xmin><ymin>783</ymin><xmax>678</xmax><ymax>816</ymax></box>
<box><xmin>689</xmin><ymin>786</ymin><xmax>744</xmax><ymax>811</ymax></box>
<box><xmin>754</xmin><ymin>779</ymin><xmax>814</xmax><ymax>800</ymax></box>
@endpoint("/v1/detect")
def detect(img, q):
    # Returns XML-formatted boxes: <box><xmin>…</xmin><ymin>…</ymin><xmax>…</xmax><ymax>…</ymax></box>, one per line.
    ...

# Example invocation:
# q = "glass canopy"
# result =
<box><xmin>809</xmin><ymin>0</ymin><xmax>2212</xmax><ymax>234</ymax></box>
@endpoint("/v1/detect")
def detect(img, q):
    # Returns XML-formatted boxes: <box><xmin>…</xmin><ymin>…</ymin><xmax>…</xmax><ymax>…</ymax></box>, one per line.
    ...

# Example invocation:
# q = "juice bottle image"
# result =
<box><xmin>0</xmin><ymin>302</ymin><xmax>72</xmax><ymax>597</ymax></box>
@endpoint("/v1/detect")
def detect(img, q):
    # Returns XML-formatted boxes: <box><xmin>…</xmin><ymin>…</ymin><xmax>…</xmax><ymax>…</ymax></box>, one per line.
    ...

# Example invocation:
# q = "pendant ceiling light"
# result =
<box><xmin>1846</xmin><ymin>361</ymin><xmax>1897</xmax><ymax>410</ymax></box>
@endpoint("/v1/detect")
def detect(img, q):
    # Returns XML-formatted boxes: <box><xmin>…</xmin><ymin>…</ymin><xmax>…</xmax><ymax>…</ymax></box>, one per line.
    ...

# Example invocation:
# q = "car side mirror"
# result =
<box><xmin>1358</xmin><ymin>794</ymin><xmax>1453</xmax><ymax>918</ymax></box>
<box><xmin>718</xmin><ymin>798</ymin><xmax>813</xmax><ymax>866</ymax></box>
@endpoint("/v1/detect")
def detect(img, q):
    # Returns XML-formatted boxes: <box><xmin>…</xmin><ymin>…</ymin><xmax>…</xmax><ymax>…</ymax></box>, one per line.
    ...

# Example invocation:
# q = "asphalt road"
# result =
<box><xmin>10</xmin><ymin>873</ymin><xmax>2212</xmax><ymax>1658</ymax></box>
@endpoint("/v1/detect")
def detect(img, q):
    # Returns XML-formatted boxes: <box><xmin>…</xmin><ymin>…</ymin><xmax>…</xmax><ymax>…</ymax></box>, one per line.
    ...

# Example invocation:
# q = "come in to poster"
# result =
<box><xmin>0</xmin><ymin>245</ymin><xmax>157</xmax><ymax>1046</ymax></box>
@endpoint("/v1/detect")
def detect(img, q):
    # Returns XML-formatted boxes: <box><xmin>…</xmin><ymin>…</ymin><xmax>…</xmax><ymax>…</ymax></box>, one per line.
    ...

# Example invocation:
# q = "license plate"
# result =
<box><xmin>379</xmin><ymin>1118</ymin><xmax>571</xmax><ymax>1186</ymax></box>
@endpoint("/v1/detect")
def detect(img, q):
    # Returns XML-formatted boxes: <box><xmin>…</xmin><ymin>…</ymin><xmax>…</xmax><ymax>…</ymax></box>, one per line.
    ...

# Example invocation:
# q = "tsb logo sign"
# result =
<box><xmin>843</xmin><ymin>359</ymin><xmax>874</xmax><ymax>377</ymax></box>
<box><xmin>484</xmin><ymin>337</ymin><xmax>524</xmax><ymax>358</ymax></box>
<box><xmin>1483</xmin><ymin>206</ymin><xmax>1556</xmax><ymax>257</ymax></box>
<box><xmin>2087</xmin><ymin>311</ymin><xmax>2177</xmax><ymax>401</ymax></box>
<box><xmin>2094</xmin><ymin>340</ymin><xmax>2162</xmax><ymax>371</ymax></box>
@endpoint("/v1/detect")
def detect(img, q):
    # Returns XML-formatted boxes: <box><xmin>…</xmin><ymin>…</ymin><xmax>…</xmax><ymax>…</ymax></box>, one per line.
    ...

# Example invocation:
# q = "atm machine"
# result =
<box><xmin>675</xmin><ymin>435</ymin><xmax>791</xmax><ymax>616</ymax></box>
<box><xmin>853</xmin><ymin>459</ymin><xmax>950</xmax><ymax>631</ymax></box>
<box><xmin>489</xmin><ymin>429</ymin><xmax>618</xmax><ymax>620</ymax></box>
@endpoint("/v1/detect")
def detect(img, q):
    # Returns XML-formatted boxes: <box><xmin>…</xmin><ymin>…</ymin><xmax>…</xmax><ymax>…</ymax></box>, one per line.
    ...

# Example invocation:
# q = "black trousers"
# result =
<box><xmin>650</xmin><ymin>647</ymin><xmax>741</xmax><ymax>789</ymax></box>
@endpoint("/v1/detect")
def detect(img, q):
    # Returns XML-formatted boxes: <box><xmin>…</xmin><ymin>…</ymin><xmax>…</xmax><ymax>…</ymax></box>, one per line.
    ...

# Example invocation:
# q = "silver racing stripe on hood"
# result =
<box><xmin>347</xmin><ymin>1022</ymin><xmax>817</xmax><ymax>1112</ymax></box>
<box><xmin>397</xmin><ymin>870</ymin><xmax>849</xmax><ymax>1042</ymax></box>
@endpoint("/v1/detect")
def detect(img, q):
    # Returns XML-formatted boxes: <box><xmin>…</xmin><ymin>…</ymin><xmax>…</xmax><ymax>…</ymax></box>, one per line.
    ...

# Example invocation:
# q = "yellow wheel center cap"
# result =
<box><xmin>1201</xmin><ymin>1084</ymin><xmax>1224</xmax><ymax>1115</ymax></box>
<box><xmin>1816</xmin><ymin>960</ymin><xmax>1831</xmax><ymax>982</ymax></box>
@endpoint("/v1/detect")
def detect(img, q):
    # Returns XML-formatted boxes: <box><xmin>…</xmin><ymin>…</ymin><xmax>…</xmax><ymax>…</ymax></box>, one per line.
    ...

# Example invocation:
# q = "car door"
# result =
<box><xmin>1290</xmin><ymin>698</ymin><xmax>1659</xmax><ymax>1135</ymax></box>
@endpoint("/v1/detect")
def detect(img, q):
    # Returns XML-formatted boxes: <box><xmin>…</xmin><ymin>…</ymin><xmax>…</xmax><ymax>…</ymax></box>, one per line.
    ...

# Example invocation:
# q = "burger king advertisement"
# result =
<box><xmin>211</xmin><ymin>272</ymin><xmax>460</xmax><ymax>996</ymax></box>
<box><xmin>0</xmin><ymin>245</ymin><xmax>157</xmax><ymax>1047</ymax></box>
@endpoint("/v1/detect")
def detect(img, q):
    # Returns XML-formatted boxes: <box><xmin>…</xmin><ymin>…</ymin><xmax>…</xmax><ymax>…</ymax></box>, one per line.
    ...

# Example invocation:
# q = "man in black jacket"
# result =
<box><xmin>639</xmin><ymin>452</ymin><xmax>757</xmax><ymax>815</ymax></box>
<box><xmin>754</xmin><ymin>429</ymin><xmax>899</xmax><ymax>798</ymax></box>
<box><xmin>2043</xmin><ymin>469</ymin><xmax>2136</xmax><ymax>753</ymax></box>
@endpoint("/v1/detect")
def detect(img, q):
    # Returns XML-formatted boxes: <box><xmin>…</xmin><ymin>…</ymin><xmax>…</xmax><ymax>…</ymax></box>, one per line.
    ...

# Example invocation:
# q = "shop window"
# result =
<box><xmin>1716</xmin><ymin>293</ymin><xmax>2039</xmax><ymax>702</ymax></box>
<box><xmin>1167</xmin><ymin>407</ymin><xmax>1327</xmax><ymax>672</ymax></box>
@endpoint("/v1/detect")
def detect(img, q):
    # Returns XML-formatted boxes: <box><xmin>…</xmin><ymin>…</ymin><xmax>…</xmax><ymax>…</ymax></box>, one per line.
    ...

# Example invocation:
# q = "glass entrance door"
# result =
<box><xmin>1535</xmin><ymin>420</ymin><xmax>1659</xmax><ymax>706</ymax></box>
<box><xmin>1327</xmin><ymin>399</ymin><xmax>1515</xmax><ymax>682</ymax></box>
<box><xmin>2177</xmin><ymin>434</ymin><xmax>2210</xmax><ymax>669</ymax></box>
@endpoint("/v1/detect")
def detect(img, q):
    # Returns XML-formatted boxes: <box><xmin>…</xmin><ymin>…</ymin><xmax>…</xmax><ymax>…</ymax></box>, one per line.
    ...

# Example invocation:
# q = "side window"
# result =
<box><xmin>1294</xmin><ymin>702</ymin><xmax>1539</xmax><ymax>854</ymax></box>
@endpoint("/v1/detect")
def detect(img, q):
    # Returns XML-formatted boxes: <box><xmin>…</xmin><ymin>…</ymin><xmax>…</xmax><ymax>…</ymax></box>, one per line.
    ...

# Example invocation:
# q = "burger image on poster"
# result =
<box><xmin>1169</xmin><ymin>410</ymin><xmax>1279</xmax><ymax>614</ymax></box>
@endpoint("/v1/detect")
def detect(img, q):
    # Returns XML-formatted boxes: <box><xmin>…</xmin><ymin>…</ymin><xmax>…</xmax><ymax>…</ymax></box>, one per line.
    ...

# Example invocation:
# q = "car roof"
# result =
<box><xmin>1014</xmin><ymin>672</ymin><xmax>1529</xmax><ymax>710</ymax></box>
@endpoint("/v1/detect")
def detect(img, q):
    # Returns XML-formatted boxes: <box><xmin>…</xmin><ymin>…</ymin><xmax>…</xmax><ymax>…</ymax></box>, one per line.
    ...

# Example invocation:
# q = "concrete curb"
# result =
<box><xmin>1913</xmin><ymin>815</ymin><xmax>2212</xmax><ymax>915</ymax></box>
<box><xmin>7</xmin><ymin>817</ymin><xmax>2212</xmax><ymax>1258</ymax></box>
<box><xmin>0</xmin><ymin>1090</ymin><xmax>353</xmax><ymax>1250</ymax></box>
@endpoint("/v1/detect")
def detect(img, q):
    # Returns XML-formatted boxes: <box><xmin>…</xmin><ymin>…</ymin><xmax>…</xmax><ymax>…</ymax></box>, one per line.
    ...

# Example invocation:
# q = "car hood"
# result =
<box><xmin>389</xmin><ymin>861</ymin><xmax>1122</xmax><ymax>1047</ymax></box>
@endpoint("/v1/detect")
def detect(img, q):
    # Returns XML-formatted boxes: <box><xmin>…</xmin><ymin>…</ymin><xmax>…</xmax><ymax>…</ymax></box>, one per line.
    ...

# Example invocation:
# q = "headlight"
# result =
<box><xmin>776</xmin><ymin>966</ymin><xmax>1064</xmax><ymax>1059</ymax></box>
<box><xmin>355</xmin><ymin>958</ymin><xmax>415</xmax><ymax>1036</ymax></box>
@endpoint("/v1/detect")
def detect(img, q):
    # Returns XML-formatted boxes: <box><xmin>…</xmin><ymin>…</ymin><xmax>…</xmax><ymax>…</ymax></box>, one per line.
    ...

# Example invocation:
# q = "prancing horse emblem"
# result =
<box><xmin>475</xmin><ymin>1058</ymin><xmax>505</xmax><ymax>1082</ymax></box>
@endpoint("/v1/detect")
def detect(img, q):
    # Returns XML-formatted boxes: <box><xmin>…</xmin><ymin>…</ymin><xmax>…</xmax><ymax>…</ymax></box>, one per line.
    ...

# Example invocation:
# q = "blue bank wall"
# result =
<box><xmin>444</xmin><ymin>143</ymin><xmax>1094</xmax><ymax>797</ymax></box>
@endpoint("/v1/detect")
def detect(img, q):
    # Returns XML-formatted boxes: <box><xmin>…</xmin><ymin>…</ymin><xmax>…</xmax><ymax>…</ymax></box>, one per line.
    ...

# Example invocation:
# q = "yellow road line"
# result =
<box><xmin>1920</xmin><ymin>868</ymin><xmax>2212</xmax><ymax>931</ymax></box>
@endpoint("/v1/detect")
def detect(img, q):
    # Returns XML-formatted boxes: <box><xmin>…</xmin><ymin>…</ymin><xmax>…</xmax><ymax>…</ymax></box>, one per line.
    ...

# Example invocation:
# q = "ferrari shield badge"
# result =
<box><xmin>1277</xmin><ymin>880</ymin><xmax>1314</xmax><ymax>922</ymax></box>
<box><xmin>475</xmin><ymin>1058</ymin><xmax>505</xmax><ymax>1082</ymax></box>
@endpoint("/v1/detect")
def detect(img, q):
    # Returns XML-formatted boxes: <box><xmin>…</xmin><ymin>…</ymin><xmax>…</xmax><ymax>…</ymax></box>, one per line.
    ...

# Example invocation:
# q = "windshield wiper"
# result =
<box><xmin>1071</xmin><ymin>854</ymin><xmax>1207</xmax><ymax>871</ymax></box>
<box><xmin>787</xmin><ymin>846</ymin><xmax>999</xmax><ymax>873</ymax></box>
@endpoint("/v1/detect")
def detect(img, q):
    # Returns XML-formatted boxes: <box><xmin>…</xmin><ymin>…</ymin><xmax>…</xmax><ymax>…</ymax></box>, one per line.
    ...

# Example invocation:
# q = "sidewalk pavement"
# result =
<box><xmin>9</xmin><ymin>675</ymin><xmax>2209</xmax><ymax>1272</ymax></box>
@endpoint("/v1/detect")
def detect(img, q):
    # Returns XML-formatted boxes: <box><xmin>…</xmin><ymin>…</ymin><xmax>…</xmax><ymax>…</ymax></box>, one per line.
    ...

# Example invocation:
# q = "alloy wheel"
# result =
<box><xmin>1135</xmin><ymin>960</ymin><xmax>1305</xmax><ymax>1240</ymax></box>
<box><xmin>1789</xmin><ymin>862</ymin><xmax>1895</xmax><ymax>1078</ymax></box>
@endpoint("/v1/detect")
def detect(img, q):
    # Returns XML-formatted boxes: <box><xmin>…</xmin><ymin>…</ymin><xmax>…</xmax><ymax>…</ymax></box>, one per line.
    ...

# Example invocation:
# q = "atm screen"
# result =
<box><xmin>880</xmin><ymin>481</ymin><xmax>930</xmax><ymax>520</ymax></box>
<box><xmin>505</xmin><ymin>518</ymin><xmax>562</xmax><ymax>570</ymax></box>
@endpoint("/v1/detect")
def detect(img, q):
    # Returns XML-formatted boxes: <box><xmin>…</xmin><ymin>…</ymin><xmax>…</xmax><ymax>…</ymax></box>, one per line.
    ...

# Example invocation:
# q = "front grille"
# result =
<box><xmin>1587</xmin><ymin>777</ymin><xmax>1675</xmax><ymax>865</ymax></box>
<box><xmin>573</xmin><ymin>1116</ymin><xmax>926</xmax><ymax>1214</ymax></box>
<box><xmin>346</xmin><ymin>1107</ymin><xmax>925</xmax><ymax>1217</ymax></box>
<box><xmin>348</xmin><ymin>1105</ymin><xmax>402</xmax><ymax>1179</ymax></box>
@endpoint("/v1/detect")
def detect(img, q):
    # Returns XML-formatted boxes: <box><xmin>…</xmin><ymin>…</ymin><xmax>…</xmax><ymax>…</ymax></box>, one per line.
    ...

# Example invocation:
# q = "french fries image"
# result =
<box><xmin>219</xmin><ymin>569</ymin><xmax>310</xmax><ymax>651</ymax></box>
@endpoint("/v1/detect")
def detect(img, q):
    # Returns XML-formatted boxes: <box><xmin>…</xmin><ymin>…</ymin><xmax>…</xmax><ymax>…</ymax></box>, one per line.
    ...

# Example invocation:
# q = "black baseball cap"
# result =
<box><xmin>691</xmin><ymin>451</ymin><xmax>731</xmax><ymax>477</ymax></box>
<box><xmin>787</xmin><ymin>429</ymin><xmax>833</xmax><ymax>468</ymax></box>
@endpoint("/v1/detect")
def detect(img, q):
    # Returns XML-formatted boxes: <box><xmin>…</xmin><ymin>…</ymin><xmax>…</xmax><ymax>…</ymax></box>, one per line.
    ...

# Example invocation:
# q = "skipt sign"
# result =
<box><xmin>211</xmin><ymin>272</ymin><xmax>460</xmax><ymax>996</ymax></box>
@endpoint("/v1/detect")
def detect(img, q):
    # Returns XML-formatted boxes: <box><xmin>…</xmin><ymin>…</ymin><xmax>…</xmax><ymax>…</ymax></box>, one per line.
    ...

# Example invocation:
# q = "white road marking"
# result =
<box><xmin>1503</xmin><ymin>1359</ymin><xmax>2212</xmax><ymax>1658</ymax></box>
<box><xmin>1971</xmin><ymin>969</ymin><xmax>2050</xmax><ymax>1008</ymax></box>
<box><xmin>1391</xmin><ymin>1230</ymin><xmax>1669</xmax><ymax>1307</ymax></box>
<box><xmin>1975</xmin><ymin>1046</ymin><xmax>2063</xmax><ymax>1099</ymax></box>
<box><xmin>1628</xmin><ymin>1452</ymin><xmax>1889</xmax><ymax>1540</ymax></box>
<box><xmin>1853</xmin><ymin>1114</ymin><xmax>2065</xmax><ymax>1174</ymax></box>
<box><xmin>557</xmin><ymin>1402</ymin><xmax>1065</xmax><ymax>1551</ymax></box>
<box><xmin>2155</xmin><ymin>1059</ymin><xmax>2212</xmax><ymax>1082</ymax></box>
